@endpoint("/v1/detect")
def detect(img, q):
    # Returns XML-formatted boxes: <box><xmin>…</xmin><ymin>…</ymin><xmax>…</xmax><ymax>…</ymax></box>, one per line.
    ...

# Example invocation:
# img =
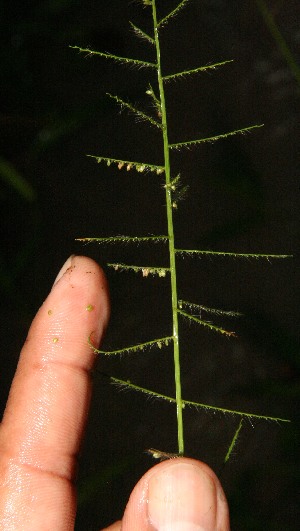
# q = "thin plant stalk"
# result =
<box><xmin>152</xmin><ymin>0</ymin><xmax>184</xmax><ymax>455</ymax></box>
<box><xmin>255</xmin><ymin>0</ymin><xmax>300</xmax><ymax>87</ymax></box>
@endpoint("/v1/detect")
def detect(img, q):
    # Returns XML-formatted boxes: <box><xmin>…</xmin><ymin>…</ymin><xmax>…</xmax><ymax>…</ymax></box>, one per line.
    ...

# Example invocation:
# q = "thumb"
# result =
<box><xmin>104</xmin><ymin>458</ymin><xmax>229</xmax><ymax>531</ymax></box>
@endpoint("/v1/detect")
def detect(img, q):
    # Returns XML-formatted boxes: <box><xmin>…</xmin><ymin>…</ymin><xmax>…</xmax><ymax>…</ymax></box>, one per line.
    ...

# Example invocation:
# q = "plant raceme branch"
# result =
<box><xmin>70</xmin><ymin>45</ymin><xmax>157</xmax><ymax>69</ymax></box>
<box><xmin>169</xmin><ymin>125</ymin><xmax>264</xmax><ymax>151</ymax></box>
<box><xmin>163</xmin><ymin>59</ymin><xmax>234</xmax><ymax>81</ymax></box>
<box><xmin>93</xmin><ymin>336</ymin><xmax>173</xmax><ymax>356</ymax></box>
<box><xmin>111</xmin><ymin>378</ymin><xmax>290</xmax><ymax>423</ymax></box>
<box><xmin>86</xmin><ymin>155</ymin><xmax>165</xmax><ymax>174</ymax></box>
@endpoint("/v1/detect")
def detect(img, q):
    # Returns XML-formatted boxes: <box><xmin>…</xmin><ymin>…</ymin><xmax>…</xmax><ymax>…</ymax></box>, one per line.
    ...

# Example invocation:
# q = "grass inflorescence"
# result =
<box><xmin>73</xmin><ymin>0</ymin><xmax>291</xmax><ymax>462</ymax></box>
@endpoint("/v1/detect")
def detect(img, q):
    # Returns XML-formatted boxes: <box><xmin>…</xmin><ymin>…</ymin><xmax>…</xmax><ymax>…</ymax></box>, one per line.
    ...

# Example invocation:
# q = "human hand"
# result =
<box><xmin>0</xmin><ymin>255</ymin><xmax>230</xmax><ymax>530</ymax></box>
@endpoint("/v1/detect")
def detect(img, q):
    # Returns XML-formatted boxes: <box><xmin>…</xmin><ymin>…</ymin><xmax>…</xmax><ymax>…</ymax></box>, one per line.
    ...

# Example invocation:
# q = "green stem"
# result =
<box><xmin>255</xmin><ymin>0</ymin><xmax>300</xmax><ymax>87</ymax></box>
<box><xmin>152</xmin><ymin>0</ymin><xmax>184</xmax><ymax>455</ymax></box>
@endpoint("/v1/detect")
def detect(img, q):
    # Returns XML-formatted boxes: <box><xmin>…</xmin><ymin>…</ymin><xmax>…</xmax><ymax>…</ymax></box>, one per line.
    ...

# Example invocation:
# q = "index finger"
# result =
<box><xmin>0</xmin><ymin>255</ymin><xmax>110</xmax><ymax>530</ymax></box>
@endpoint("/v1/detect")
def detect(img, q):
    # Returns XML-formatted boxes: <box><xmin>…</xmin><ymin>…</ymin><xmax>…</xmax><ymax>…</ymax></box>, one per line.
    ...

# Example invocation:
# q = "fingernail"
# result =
<box><xmin>148</xmin><ymin>462</ymin><xmax>217</xmax><ymax>531</ymax></box>
<box><xmin>52</xmin><ymin>255</ymin><xmax>75</xmax><ymax>287</ymax></box>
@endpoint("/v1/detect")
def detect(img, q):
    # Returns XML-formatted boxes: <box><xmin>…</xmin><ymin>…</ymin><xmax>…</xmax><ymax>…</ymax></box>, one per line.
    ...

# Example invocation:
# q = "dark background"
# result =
<box><xmin>1</xmin><ymin>0</ymin><xmax>299</xmax><ymax>529</ymax></box>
